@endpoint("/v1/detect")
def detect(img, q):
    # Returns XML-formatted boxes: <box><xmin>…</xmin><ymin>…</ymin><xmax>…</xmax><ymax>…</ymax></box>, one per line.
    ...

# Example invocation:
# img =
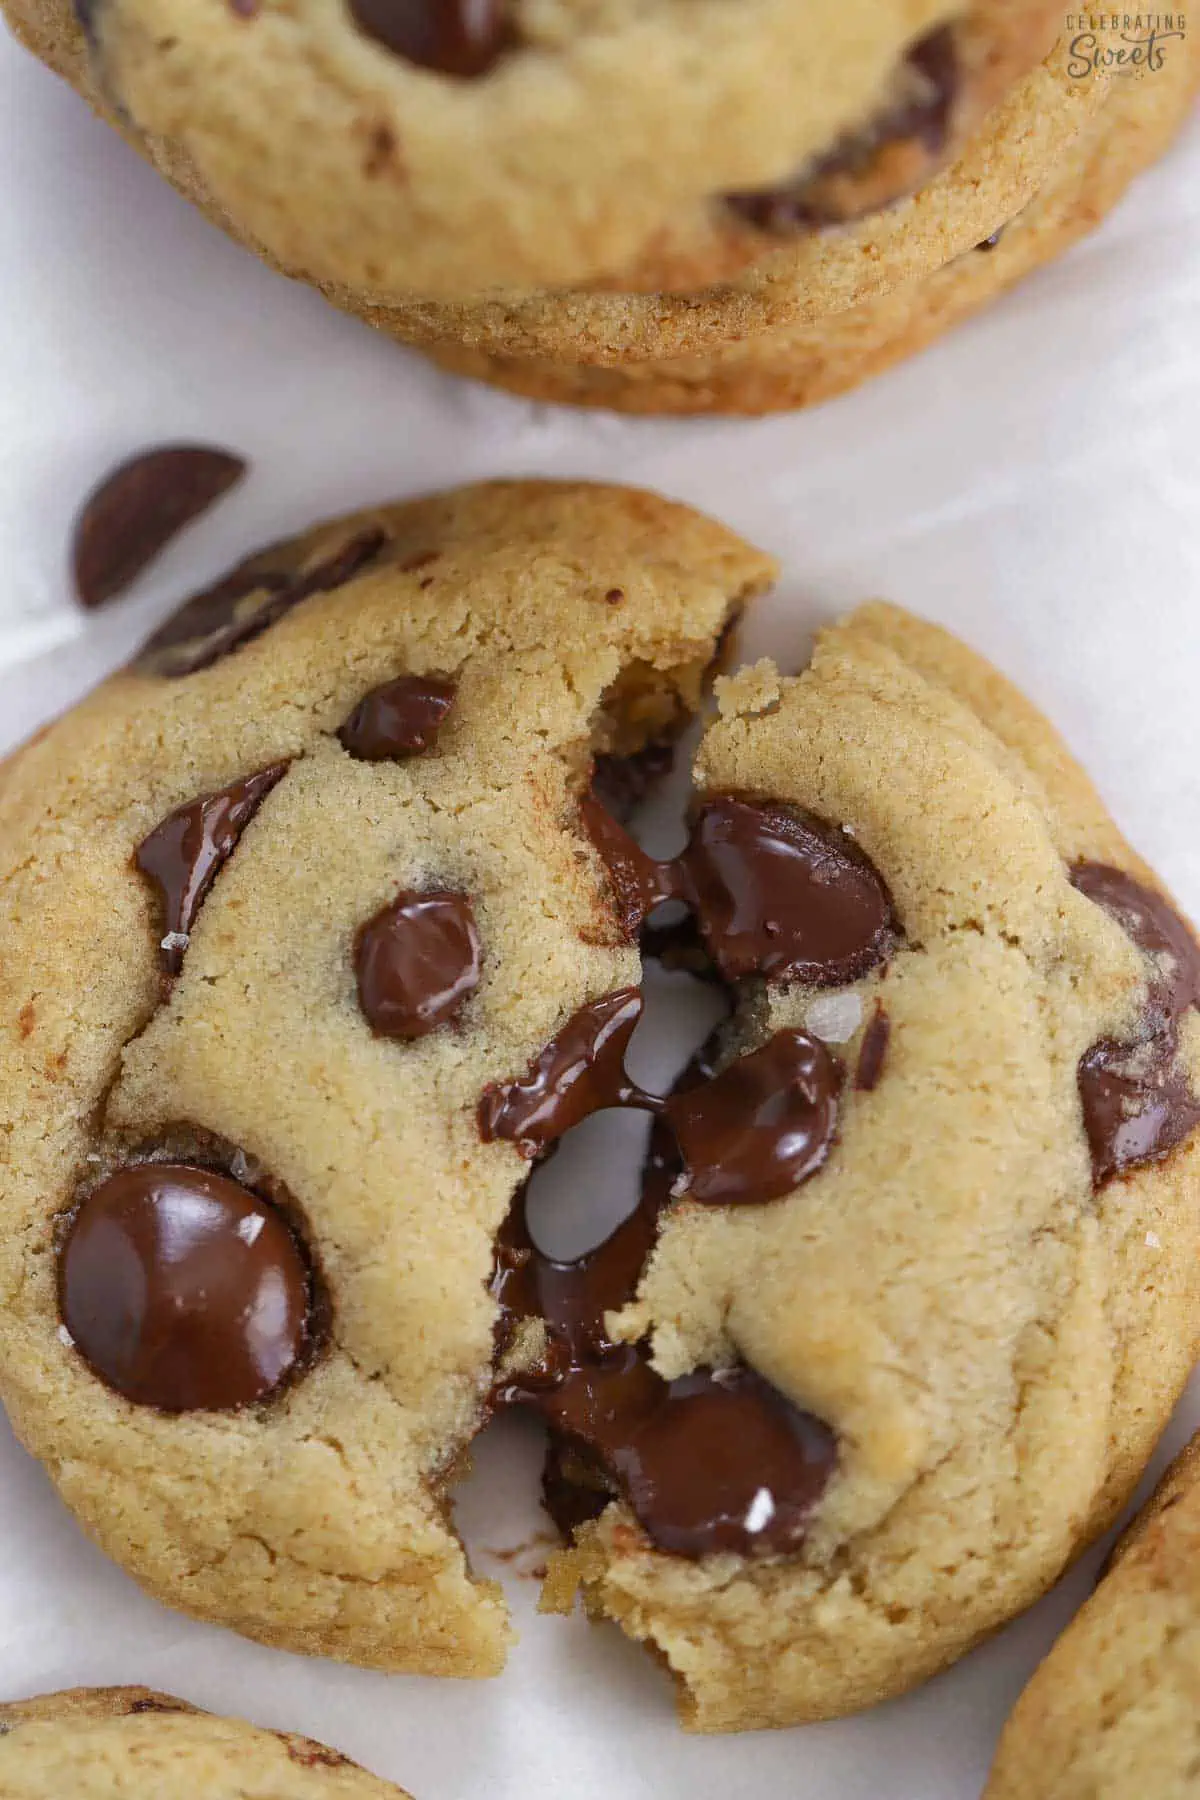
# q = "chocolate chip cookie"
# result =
<box><xmin>1</xmin><ymin>486</ymin><xmax>1198</xmax><ymax>1732</ymax></box>
<box><xmin>1</xmin><ymin>0</ymin><xmax>1059</xmax><ymax>298</ymax></box>
<box><xmin>0</xmin><ymin>1687</ymin><xmax>407</xmax><ymax>1795</ymax></box>
<box><xmin>986</xmin><ymin>1435</ymin><xmax>1200</xmax><ymax>1800</ymax></box>
<box><xmin>416</xmin><ymin>37</ymin><xmax>1200</xmax><ymax>412</ymax></box>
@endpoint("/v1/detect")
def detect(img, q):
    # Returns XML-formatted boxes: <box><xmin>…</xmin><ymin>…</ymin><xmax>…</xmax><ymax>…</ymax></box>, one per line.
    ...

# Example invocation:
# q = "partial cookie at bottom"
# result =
<box><xmin>423</xmin><ymin>47</ymin><xmax>1199</xmax><ymax>415</ymax></box>
<box><xmin>0</xmin><ymin>1687</ymin><xmax>406</xmax><ymax>1797</ymax></box>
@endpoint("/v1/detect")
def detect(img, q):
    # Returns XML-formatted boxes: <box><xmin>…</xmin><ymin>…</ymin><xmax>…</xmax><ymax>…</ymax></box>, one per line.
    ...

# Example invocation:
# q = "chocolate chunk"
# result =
<box><xmin>338</xmin><ymin>674</ymin><xmax>456</xmax><ymax>760</ymax></box>
<box><xmin>1071</xmin><ymin>863</ymin><xmax>1200</xmax><ymax>1019</ymax></box>
<box><xmin>491</xmin><ymin>1112</ymin><xmax>836</xmax><ymax>1558</ymax></box>
<box><xmin>726</xmin><ymin>24</ymin><xmax>958</xmax><ymax>234</ymax></box>
<box><xmin>137</xmin><ymin>529</ymin><xmax>386</xmax><ymax>678</ymax></box>
<box><xmin>665</xmin><ymin>1029</ymin><xmax>843</xmax><ymax>1206</ymax></box>
<box><xmin>135</xmin><ymin>762</ymin><xmax>288</xmax><ymax>977</ymax></box>
<box><xmin>355</xmin><ymin>891</ymin><xmax>481</xmax><ymax>1038</ymax></box>
<box><xmin>72</xmin><ymin>445</ymin><xmax>246</xmax><ymax>611</ymax></box>
<box><xmin>1077</xmin><ymin>1037</ymin><xmax>1200</xmax><ymax>1187</ymax></box>
<box><xmin>348</xmin><ymin>0</ymin><xmax>511</xmax><ymax>76</ymax></box>
<box><xmin>976</xmin><ymin>228</ymin><xmax>1005</xmax><ymax>252</ymax></box>
<box><xmin>58</xmin><ymin>1163</ymin><xmax>313</xmax><ymax>1410</ymax></box>
<box><xmin>478</xmin><ymin>988</ymin><xmax>646</xmax><ymax>1156</ymax></box>
<box><xmin>579</xmin><ymin>793</ymin><xmax>673</xmax><ymax>940</ymax></box>
<box><xmin>581</xmin><ymin>791</ymin><xmax>896</xmax><ymax>984</ymax></box>
<box><xmin>855</xmin><ymin>1004</ymin><xmax>891</xmax><ymax>1092</ymax></box>
<box><xmin>677</xmin><ymin>797</ymin><xmax>897</xmax><ymax>985</ymax></box>
<box><xmin>1071</xmin><ymin>863</ymin><xmax>1200</xmax><ymax>1185</ymax></box>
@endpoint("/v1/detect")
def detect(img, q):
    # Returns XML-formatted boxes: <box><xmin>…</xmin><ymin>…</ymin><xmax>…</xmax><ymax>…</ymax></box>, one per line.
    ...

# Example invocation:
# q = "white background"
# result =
<box><xmin>2</xmin><ymin>28</ymin><xmax>1199</xmax><ymax>1797</ymax></box>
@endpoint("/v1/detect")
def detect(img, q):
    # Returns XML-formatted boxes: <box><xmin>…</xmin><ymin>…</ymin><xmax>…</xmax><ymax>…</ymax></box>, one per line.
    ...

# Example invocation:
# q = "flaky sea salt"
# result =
<box><xmin>160</xmin><ymin>931</ymin><xmax>190</xmax><ymax>954</ymax></box>
<box><xmin>1146</xmin><ymin>1231</ymin><xmax>1163</xmax><ymax>1249</ymax></box>
<box><xmin>805</xmin><ymin>991</ymin><xmax>864</xmax><ymax>1044</ymax></box>
<box><xmin>57</xmin><ymin>1324</ymin><xmax>74</xmax><ymax>1349</ymax></box>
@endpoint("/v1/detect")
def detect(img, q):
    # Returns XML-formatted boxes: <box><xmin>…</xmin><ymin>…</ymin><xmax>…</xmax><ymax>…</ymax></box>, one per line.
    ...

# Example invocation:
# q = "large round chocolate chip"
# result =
<box><xmin>58</xmin><ymin>1164</ymin><xmax>313</xmax><ymax>1410</ymax></box>
<box><xmin>355</xmin><ymin>890</ymin><xmax>481</xmax><ymax>1038</ymax></box>
<box><xmin>680</xmin><ymin>797</ymin><xmax>897</xmax><ymax>985</ymax></box>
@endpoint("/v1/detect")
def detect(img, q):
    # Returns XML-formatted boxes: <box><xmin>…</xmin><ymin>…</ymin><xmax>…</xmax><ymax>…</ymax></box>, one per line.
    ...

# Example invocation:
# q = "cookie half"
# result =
<box><xmin>0</xmin><ymin>480</ymin><xmax>773</xmax><ymax>1678</ymax></box>
<box><xmin>1</xmin><ymin>0</ymin><xmax>1059</xmax><ymax>297</ymax></box>
<box><xmin>0</xmin><ymin>1687</ymin><xmax>405</xmax><ymax>1795</ymax></box>
<box><xmin>985</xmin><ymin>1434</ymin><xmax>1200</xmax><ymax>1800</ymax></box>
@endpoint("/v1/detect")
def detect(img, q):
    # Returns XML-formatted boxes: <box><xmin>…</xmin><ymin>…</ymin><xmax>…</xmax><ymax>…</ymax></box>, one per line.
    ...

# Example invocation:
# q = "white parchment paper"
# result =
<box><xmin>2</xmin><ymin>29</ymin><xmax>1199</xmax><ymax>1798</ymax></box>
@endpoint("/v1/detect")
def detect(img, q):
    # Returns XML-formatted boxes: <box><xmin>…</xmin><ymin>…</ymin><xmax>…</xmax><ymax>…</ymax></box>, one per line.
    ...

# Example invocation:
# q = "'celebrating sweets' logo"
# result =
<box><xmin>1065</xmin><ymin>12</ymin><xmax>1187</xmax><ymax>74</ymax></box>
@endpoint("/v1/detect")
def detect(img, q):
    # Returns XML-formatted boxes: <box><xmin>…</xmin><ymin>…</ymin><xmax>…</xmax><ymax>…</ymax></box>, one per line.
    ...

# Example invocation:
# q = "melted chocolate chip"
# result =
<box><xmin>135</xmin><ymin>762</ymin><xmax>288</xmax><ymax>976</ymax></box>
<box><xmin>72</xmin><ymin>445</ymin><xmax>247</xmax><ymax>611</ymax></box>
<box><xmin>348</xmin><ymin>0</ymin><xmax>511</xmax><ymax>76</ymax></box>
<box><xmin>583</xmin><ymin>791</ymin><xmax>896</xmax><ymax>986</ymax></box>
<box><xmin>355</xmin><ymin>891</ymin><xmax>481</xmax><ymax>1038</ymax></box>
<box><xmin>1071</xmin><ymin>863</ymin><xmax>1200</xmax><ymax>1185</ymax></box>
<box><xmin>678</xmin><ymin>798</ymin><xmax>897</xmax><ymax>985</ymax></box>
<box><xmin>58</xmin><ymin>1163</ymin><xmax>313</xmax><ymax>1410</ymax></box>
<box><xmin>338</xmin><ymin>674</ymin><xmax>456</xmax><ymax>760</ymax></box>
<box><xmin>491</xmin><ymin>1110</ymin><xmax>836</xmax><ymax>1557</ymax></box>
<box><xmin>665</xmin><ymin>1029</ymin><xmax>843</xmax><ymax>1206</ymax></box>
<box><xmin>579</xmin><ymin>793</ymin><xmax>673</xmax><ymax>939</ymax></box>
<box><xmin>137</xmin><ymin>529</ymin><xmax>386</xmax><ymax>678</ymax></box>
<box><xmin>855</xmin><ymin>1004</ymin><xmax>891</xmax><ymax>1092</ymax></box>
<box><xmin>479</xmin><ymin>988</ymin><xmax>646</xmax><ymax>1156</ymax></box>
<box><xmin>726</xmin><ymin>24</ymin><xmax>958</xmax><ymax>234</ymax></box>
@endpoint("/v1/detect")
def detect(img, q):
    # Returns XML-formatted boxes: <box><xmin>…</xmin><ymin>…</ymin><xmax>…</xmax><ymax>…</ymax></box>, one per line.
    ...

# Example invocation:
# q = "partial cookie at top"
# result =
<box><xmin>0</xmin><ymin>1687</ymin><xmax>406</xmax><ymax>1796</ymax></box>
<box><xmin>0</xmin><ymin>480</ymin><xmax>773</xmax><ymax>1679</ymax></box>
<box><xmin>539</xmin><ymin>603</ymin><xmax>1200</xmax><ymax>1729</ymax></box>
<box><xmin>985</xmin><ymin>1434</ymin><xmax>1200</xmax><ymax>1800</ymax></box>
<box><xmin>1</xmin><ymin>0</ymin><xmax>1059</xmax><ymax>298</ymax></box>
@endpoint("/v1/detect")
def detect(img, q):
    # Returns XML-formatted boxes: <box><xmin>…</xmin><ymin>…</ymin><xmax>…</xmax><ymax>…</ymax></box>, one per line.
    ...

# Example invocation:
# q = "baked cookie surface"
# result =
<box><xmin>0</xmin><ymin>1686</ymin><xmax>405</xmax><ymax>1796</ymax></box>
<box><xmin>1</xmin><ymin>483</ymin><xmax>1198</xmax><ymax>1732</ymax></box>
<box><xmin>418</xmin><ymin>37</ymin><xmax>1200</xmax><ymax>411</ymax></box>
<box><xmin>986</xmin><ymin>1434</ymin><xmax>1200</xmax><ymax>1800</ymax></box>
<box><xmin>0</xmin><ymin>0</ymin><xmax>1058</xmax><ymax>298</ymax></box>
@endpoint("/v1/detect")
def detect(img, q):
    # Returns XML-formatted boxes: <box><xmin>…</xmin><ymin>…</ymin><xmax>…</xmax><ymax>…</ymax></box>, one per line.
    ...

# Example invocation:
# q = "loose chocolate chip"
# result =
<box><xmin>855</xmin><ymin>1004</ymin><xmax>891</xmax><ymax>1092</ymax></box>
<box><xmin>137</xmin><ymin>529</ymin><xmax>386</xmax><ymax>678</ymax></box>
<box><xmin>71</xmin><ymin>445</ymin><xmax>246</xmax><ymax>611</ymax></box>
<box><xmin>1071</xmin><ymin>862</ymin><xmax>1200</xmax><ymax>1185</ymax></box>
<box><xmin>478</xmin><ymin>988</ymin><xmax>645</xmax><ymax>1156</ymax></box>
<box><xmin>582</xmin><ymin>791</ymin><xmax>897</xmax><ymax>984</ymax></box>
<box><xmin>726</xmin><ymin>24</ymin><xmax>958</xmax><ymax>234</ymax></box>
<box><xmin>135</xmin><ymin>762</ymin><xmax>289</xmax><ymax>977</ymax></box>
<box><xmin>665</xmin><ymin>1029</ymin><xmax>843</xmax><ymax>1206</ymax></box>
<box><xmin>355</xmin><ymin>890</ymin><xmax>481</xmax><ymax>1038</ymax></box>
<box><xmin>348</xmin><ymin>0</ymin><xmax>511</xmax><ymax>76</ymax></box>
<box><xmin>676</xmin><ymin>797</ymin><xmax>897</xmax><ymax>985</ymax></box>
<box><xmin>58</xmin><ymin>1163</ymin><xmax>313</xmax><ymax>1410</ymax></box>
<box><xmin>338</xmin><ymin>674</ymin><xmax>456</xmax><ymax>760</ymax></box>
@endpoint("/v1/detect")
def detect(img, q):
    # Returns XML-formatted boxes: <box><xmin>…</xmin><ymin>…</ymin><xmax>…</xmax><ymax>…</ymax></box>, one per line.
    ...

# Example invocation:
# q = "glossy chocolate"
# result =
<box><xmin>355</xmin><ymin>890</ymin><xmax>481</xmax><ymax>1038</ymax></box>
<box><xmin>726</xmin><ymin>25</ymin><xmax>958</xmax><ymax>233</ymax></box>
<box><xmin>338</xmin><ymin>674</ymin><xmax>456</xmax><ymax>760</ymax></box>
<box><xmin>135</xmin><ymin>762</ymin><xmax>288</xmax><ymax>976</ymax></box>
<box><xmin>583</xmin><ymin>790</ymin><xmax>896</xmax><ymax>986</ymax></box>
<box><xmin>348</xmin><ymin>0</ymin><xmax>510</xmax><ymax>75</ymax></box>
<box><xmin>665</xmin><ymin>1029</ymin><xmax>843</xmax><ymax>1205</ymax></box>
<box><xmin>72</xmin><ymin>445</ymin><xmax>246</xmax><ymax>611</ymax></box>
<box><xmin>1071</xmin><ymin>862</ymin><xmax>1200</xmax><ymax>1184</ymax></box>
<box><xmin>855</xmin><ymin>1005</ymin><xmax>891</xmax><ymax>1092</ymax></box>
<box><xmin>478</xmin><ymin>987</ymin><xmax>647</xmax><ymax>1156</ymax></box>
<box><xmin>491</xmin><ymin>1106</ymin><xmax>836</xmax><ymax>1556</ymax></box>
<box><xmin>58</xmin><ymin>1163</ymin><xmax>312</xmax><ymax>1410</ymax></box>
<box><xmin>138</xmin><ymin>529</ymin><xmax>386</xmax><ymax>678</ymax></box>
